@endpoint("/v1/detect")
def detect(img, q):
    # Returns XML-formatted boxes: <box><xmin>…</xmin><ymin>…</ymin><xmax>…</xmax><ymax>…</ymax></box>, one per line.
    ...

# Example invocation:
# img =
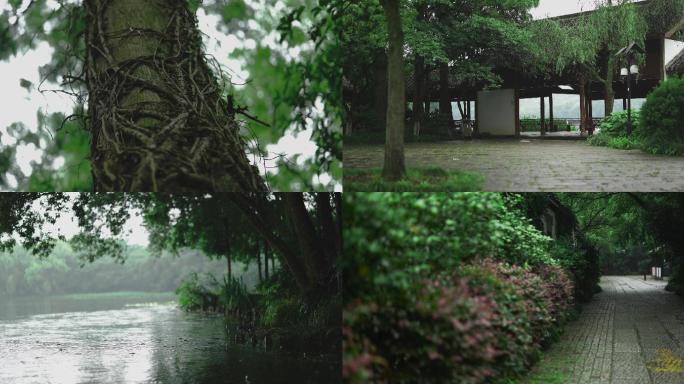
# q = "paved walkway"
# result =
<box><xmin>526</xmin><ymin>276</ymin><xmax>684</xmax><ymax>384</ymax></box>
<box><xmin>345</xmin><ymin>140</ymin><xmax>684</xmax><ymax>191</ymax></box>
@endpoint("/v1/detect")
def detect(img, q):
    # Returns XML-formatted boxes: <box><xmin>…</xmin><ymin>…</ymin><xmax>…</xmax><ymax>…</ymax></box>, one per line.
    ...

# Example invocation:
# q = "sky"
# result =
<box><xmin>0</xmin><ymin>0</ymin><xmax>337</xmax><ymax>191</ymax></box>
<box><xmin>36</xmin><ymin>194</ymin><xmax>149</xmax><ymax>246</ymax></box>
<box><xmin>530</xmin><ymin>0</ymin><xmax>643</xmax><ymax>19</ymax></box>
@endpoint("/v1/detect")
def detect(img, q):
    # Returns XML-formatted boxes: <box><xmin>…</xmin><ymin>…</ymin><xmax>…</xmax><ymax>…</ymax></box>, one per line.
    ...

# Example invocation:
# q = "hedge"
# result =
<box><xmin>343</xmin><ymin>259</ymin><xmax>574</xmax><ymax>383</ymax></box>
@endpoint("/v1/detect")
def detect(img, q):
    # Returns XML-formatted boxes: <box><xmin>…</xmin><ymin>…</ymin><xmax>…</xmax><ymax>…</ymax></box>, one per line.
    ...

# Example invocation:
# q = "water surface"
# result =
<box><xmin>0</xmin><ymin>293</ymin><xmax>339</xmax><ymax>383</ymax></box>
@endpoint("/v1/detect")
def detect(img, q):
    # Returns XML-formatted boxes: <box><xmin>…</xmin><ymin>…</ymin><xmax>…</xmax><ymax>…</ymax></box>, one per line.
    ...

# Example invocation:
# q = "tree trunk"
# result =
<box><xmin>227</xmin><ymin>254</ymin><xmax>232</xmax><ymax>279</ymax></box>
<box><xmin>315</xmin><ymin>193</ymin><xmax>340</xmax><ymax>264</ymax></box>
<box><xmin>256</xmin><ymin>241</ymin><xmax>262</xmax><ymax>282</ymax></box>
<box><xmin>282</xmin><ymin>193</ymin><xmax>329</xmax><ymax>284</ymax></box>
<box><xmin>381</xmin><ymin>0</ymin><xmax>406</xmax><ymax>181</ymax></box>
<box><xmin>540</xmin><ymin>96</ymin><xmax>546</xmax><ymax>135</ymax></box>
<box><xmin>439</xmin><ymin>62</ymin><xmax>451</xmax><ymax>120</ymax></box>
<box><xmin>604</xmin><ymin>57</ymin><xmax>615</xmax><ymax>116</ymax></box>
<box><xmin>579</xmin><ymin>80</ymin><xmax>587</xmax><ymax>133</ymax></box>
<box><xmin>413</xmin><ymin>55</ymin><xmax>425</xmax><ymax>136</ymax></box>
<box><xmin>549</xmin><ymin>93</ymin><xmax>554</xmax><ymax>132</ymax></box>
<box><xmin>228</xmin><ymin>194</ymin><xmax>310</xmax><ymax>290</ymax></box>
<box><xmin>264</xmin><ymin>245</ymin><xmax>269</xmax><ymax>280</ymax></box>
<box><xmin>85</xmin><ymin>0</ymin><xmax>265</xmax><ymax>191</ymax></box>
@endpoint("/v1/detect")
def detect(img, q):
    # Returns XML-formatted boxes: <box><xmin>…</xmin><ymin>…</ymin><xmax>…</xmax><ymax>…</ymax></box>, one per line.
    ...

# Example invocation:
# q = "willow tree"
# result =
<box><xmin>586</xmin><ymin>0</ymin><xmax>647</xmax><ymax>116</ymax></box>
<box><xmin>84</xmin><ymin>0</ymin><xmax>264</xmax><ymax>191</ymax></box>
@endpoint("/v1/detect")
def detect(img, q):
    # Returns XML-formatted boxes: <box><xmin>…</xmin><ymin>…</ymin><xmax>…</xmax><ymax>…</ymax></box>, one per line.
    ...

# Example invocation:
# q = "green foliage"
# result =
<box><xmin>638</xmin><ymin>76</ymin><xmax>684</xmax><ymax>156</ymax></box>
<box><xmin>344</xmin><ymin>168</ymin><xmax>483</xmax><ymax>192</ymax></box>
<box><xmin>343</xmin><ymin>259</ymin><xmax>574</xmax><ymax>383</ymax></box>
<box><xmin>519</xmin><ymin>118</ymin><xmax>574</xmax><ymax>132</ymax></box>
<box><xmin>588</xmin><ymin>110</ymin><xmax>642</xmax><ymax>150</ymax></box>
<box><xmin>343</xmin><ymin>193</ymin><xmax>559</xmax><ymax>301</ymax></box>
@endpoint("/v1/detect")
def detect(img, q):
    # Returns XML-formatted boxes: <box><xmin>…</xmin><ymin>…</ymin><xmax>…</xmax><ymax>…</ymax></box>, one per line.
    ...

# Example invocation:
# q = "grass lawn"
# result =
<box><xmin>344</xmin><ymin>167</ymin><xmax>483</xmax><ymax>191</ymax></box>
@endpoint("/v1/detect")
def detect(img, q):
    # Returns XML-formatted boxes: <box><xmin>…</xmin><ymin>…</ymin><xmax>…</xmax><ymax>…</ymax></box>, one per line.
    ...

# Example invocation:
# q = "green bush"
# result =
<box><xmin>638</xmin><ymin>76</ymin><xmax>684</xmax><ymax>156</ymax></box>
<box><xmin>598</xmin><ymin>110</ymin><xmax>639</xmax><ymax>137</ymax></box>
<box><xmin>175</xmin><ymin>273</ymin><xmax>220</xmax><ymax>311</ymax></box>
<box><xmin>343</xmin><ymin>193</ymin><xmax>556</xmax><ymax>301</ymax></box>
<box><xmin>520</xmin><ymin>118</ymin><xmax>574</xmax><ymax>132</ymax></box>
<box><xmin>588</xmin><ymin>110</ymin><xmax>644</xmax><ymax>151</ymax></box>
<box><xmin>343</xmin><ymin>259</ymin><xmax>574</xmax><ymax>383</ymax></box>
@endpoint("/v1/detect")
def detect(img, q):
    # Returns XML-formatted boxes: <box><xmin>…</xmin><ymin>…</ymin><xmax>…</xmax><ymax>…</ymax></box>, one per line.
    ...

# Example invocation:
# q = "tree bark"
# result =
<box><xmin>85</xmin><ymin>0</ymin><xmax>264</xmax><ymax>191</ymax></box>
<box><xmin>604</xmin><ymin>57</ymin><xmax>615</xmax><ymax>116</ymax></box>
<box><xmin>540</xmin><ymin>96</ymin><xmax>546</xmax><ymax>135</ymax></box>
<box><xmin>256</xmin><ymin>240</ymin><xmax>262</xmax><ymax>282</ymax></box>
<box><xmin>315</xmin><ymin>193</ymin><xmax>340</xmax><ymax>264</ymax></box>
<box><xmin>549</xmin><ymin>93</ymin><xmax>554</xmax><ymax>132</ymax></box>
<box><xmin>282</xmin><ymin>193</ymin><xmax>329</xmax><ymax>284</ymax></box>
<box><xmin>439</xmin><ymin>62</ymin><xmax>452</xmax><ymax>120</ymax></box>
<box><xmin>227</xmin><ymin>254</ymin><xmax>232</xmax><ymax>279</ymax></box>
<box><xmin>264</xmin><ymin>244</ymin><xmax>269</xmax><ymax>280</ymax></box>
<box><xmin>228</xmin><ymin>194</ymin><xmax>310</xmax><ymax>290</ymax></box>
<box><xmin>380</xmin><ymin>0</ymin><xmax>406</xmax><ymax>181</ymax></box>
<box><xmin>579</xmin><ymin>79</ymin><xmax>587</xmax><ymax>133</ymax></box>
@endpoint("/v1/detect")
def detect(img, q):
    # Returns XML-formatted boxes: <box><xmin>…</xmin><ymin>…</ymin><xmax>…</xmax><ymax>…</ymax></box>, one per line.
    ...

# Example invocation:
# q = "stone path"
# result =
<box><xmin>526</xmin><ymin>276</ymin><xmax>684</xmax><ymax>384</ymax></box>
<box><xmin>344</xmin><ymin>140</ymin><xmax>684</xmax><ymax>191</ymax></box>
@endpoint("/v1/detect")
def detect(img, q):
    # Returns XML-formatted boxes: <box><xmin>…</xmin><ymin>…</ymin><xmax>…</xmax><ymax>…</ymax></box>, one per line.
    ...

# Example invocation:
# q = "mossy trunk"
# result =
<box><xmin>85</xmin><ymin>0</ymin><xmax>265</xmax><ymax>191</ymax></box>
<box><xmin>380</xmin><ymin>0</ymin><xmax>406</xmax><ymax>181</ymax></box>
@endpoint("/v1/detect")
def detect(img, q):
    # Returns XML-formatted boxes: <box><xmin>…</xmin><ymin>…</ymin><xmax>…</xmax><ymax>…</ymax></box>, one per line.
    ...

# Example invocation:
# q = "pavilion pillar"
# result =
<box><xmin>540</xmin><ymin>95</ymin><xmax>546</xmax><ymax>136</ymax></box>
<box><xmin>515</xmin><ymin>89</ymin><xmax>521</xmax><ymax>136</ymax></box>
<box><xmin>549</xmin><ymin>93</ymin><xmax>554</xmax><ymax>132</ymax></box>
<box><xmin>474</xmin><ymin>99</ymin><xmax>479</xmax><ymax>136</ymax></box>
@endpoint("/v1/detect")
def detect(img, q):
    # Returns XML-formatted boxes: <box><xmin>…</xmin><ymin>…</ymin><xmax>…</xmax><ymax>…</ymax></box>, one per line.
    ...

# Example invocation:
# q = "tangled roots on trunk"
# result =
<box><xmin>85</xmin><ymin>0</ymin><xmax>266</xmax><ymax>191</ymax></box>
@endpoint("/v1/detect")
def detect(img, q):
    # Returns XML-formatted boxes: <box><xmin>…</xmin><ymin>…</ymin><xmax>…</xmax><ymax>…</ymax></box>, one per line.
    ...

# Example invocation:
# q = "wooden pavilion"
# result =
<box><xmin>408</xmin><ymin>0</ymin><xmax>684</xmax><ymax>137</ymax></box>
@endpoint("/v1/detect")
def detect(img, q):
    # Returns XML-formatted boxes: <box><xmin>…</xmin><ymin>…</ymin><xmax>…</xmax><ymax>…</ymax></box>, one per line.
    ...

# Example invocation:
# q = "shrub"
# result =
<box><xmin>343</xmin><ymin>260</ymin><xmax>574</xmax><ymax>384</ymax></box>
<box><xmin>343</xmin><ymin>193</ymin><xmax>556</xmax><ymax>301</ymax></box>
<box><xmin>638</xmin><ymin>76</ymin><xmax>684</xmax><ymax>156</ymax></box>
<box><xmin>598</xmin><ymin>110</ymin><xmax>640</xmax><ymax>137</ymax></box>
<box><xmin>175</xmin><ymin>273</ymin><xmax>220</xmax><ymax>311</ymax></box>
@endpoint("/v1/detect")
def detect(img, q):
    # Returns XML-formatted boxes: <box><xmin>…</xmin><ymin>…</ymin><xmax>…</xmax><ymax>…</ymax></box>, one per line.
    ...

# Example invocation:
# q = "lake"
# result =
<box><xmin>0</xmin><ymin>292</ymin><xmax>340</xmax><ymax>383</ymax></box>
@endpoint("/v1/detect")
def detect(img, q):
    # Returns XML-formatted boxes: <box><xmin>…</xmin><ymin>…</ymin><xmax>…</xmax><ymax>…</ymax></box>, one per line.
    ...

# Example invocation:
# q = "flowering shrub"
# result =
<box><xmin>343</xmin><ymin>260</ymin><xmax>575</xmax><ymax>384</ymax></box>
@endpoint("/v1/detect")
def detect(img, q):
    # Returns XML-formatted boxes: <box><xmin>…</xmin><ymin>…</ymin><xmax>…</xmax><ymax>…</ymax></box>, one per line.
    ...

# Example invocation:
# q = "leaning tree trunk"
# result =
<box><xmin>380</xmin><ymin>0</ymin><xmax>406</xmax><ymax>181</ymax></box>
<box><xmin>283</xmin><ymin>193</ymin><xmax>330</xmax><ymax>285</ymax></box>
<box><xmin>85</xmin><ymin>0</ymin><xmax>265</xmax><ymax>191</ymax></box>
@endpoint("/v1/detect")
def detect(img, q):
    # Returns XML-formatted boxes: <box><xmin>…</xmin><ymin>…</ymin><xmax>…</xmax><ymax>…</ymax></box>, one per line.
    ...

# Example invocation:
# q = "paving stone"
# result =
<box><xmin>345</xmin><ymin>140</ymin><xmax>684</xmax><ymax>191</ymax></box>
<box><xmin>526</xmin><ymin>276</ymin><xmax>684</xmax><ymax>383</ymax></box>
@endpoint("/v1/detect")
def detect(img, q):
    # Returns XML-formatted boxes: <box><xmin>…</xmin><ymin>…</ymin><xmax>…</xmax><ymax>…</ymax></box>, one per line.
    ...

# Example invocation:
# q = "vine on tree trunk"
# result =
<box><xmin>84</xmin><ymin>0</ymin><xmax>266</xmax><ymax>191</ymax></box>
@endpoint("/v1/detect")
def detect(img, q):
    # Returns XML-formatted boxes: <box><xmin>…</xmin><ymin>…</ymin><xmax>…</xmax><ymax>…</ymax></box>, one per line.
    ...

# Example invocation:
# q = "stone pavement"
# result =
<box><xmin>344</xmin><ymin>139</ymin><xmax>684</xmax><ymax>191</ymax></box>
<box><xmin>526</xmin><ymin>276</ymin><xmax>684</xmax><ymax>384</ymax></box>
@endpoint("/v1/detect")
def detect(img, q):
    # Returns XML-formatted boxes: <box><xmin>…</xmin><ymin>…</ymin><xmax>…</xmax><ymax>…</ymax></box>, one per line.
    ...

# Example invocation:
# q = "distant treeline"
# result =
<box><xmin>0</xmin><ymin>242</ymin><xmax>258</xmax><ymax>297</ymax></box>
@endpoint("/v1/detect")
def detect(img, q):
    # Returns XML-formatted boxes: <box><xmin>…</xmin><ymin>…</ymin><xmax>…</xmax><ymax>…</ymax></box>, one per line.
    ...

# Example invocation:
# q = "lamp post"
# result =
<box><xmin>616</xmin><ymin>42</ymin><xmax>643</xmax><ymax>136</ymax></box>
<box><xmin>620</xmin><ymin>63</ymin><xmax>639</xmax><ymax>135</ymax></box>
